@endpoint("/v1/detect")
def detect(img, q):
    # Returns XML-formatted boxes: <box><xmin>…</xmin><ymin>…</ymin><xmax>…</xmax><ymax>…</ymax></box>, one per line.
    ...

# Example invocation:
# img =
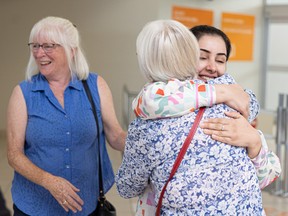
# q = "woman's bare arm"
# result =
<box><xmin>6</xmin><ymin>86</ymin><xmax>83</xmax><ymax>213</ymax></box>
<box><xmin>97</xmin><ymin>76</ymin><xmax>127</xmax><ymax>152</ymax></box>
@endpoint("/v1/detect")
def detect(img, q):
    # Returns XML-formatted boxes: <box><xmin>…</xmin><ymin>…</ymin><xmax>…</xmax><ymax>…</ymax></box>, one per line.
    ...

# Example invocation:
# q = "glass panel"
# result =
<box><xmin>265</xmin><ymin>71</ymin><xmax>288</xmax><ymax>111</ymax></box>
<box><xmin>268</xmin><ymin>23</ymin><xmax>288</xmax><ymax>66</ymax></box>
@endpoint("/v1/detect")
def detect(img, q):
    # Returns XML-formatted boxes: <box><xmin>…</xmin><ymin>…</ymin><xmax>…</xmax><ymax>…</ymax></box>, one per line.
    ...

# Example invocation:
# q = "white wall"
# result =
<box><xmin>0</xmin><ymin>0</ymin><xmax>264</xmax><ymax>132</ymax></box>
<box><xmin>0</xmin><ymin>0</ymin><xmax>160</xmax><ymax>131</ymax></box>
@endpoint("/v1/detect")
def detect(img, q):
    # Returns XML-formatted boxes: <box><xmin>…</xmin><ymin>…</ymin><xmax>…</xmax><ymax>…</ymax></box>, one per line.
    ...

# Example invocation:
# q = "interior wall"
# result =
<box><xmin>0</xmin><ymin>0</ymin><xmax>264</xmax><ymax>132</ymax></box>
<box><xmin>159</xmin><ymin>0</ymin><xmax>264</xmax><ymax>101</ymax></box>
<box><xmin>0</xmin><ymin>0</ymin><xmax>159</xmax><ymax>131</ymax></box>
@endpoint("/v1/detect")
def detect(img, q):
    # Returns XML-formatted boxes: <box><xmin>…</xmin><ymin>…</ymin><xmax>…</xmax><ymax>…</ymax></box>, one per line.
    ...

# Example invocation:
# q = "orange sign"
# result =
<box><xmin>221</xmin><ymin>13</ymin><xmax>255</xmax><ymax>61</ymax></box>
<box><xmin>172</xmin><ymin>6</ymin><xmax>213</xmax><ymax>28</ymax></box>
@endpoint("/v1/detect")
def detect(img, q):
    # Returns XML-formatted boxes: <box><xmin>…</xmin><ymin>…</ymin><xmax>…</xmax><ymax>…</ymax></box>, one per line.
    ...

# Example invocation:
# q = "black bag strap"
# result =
<box><xmin>82</xmin><ymin>80</ymin><xmax>105</xmax><ymax>199</ymax></box>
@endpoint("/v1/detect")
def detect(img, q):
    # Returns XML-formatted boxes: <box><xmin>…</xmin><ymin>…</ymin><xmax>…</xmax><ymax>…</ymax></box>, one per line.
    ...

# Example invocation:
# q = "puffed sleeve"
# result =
<box><xmin>250</xmin><ymin>130</ymin><xmax>282</xmax><ymax>189</ymax></box>
<box><xmin>132</xmin><ymin>79</ymin><xmax>216</xmax><ymax>120</ymax></box>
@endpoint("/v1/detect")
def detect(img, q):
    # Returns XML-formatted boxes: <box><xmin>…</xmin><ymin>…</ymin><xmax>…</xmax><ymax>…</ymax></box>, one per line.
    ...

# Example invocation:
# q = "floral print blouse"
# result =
<box><xmin>132</xmin><ymin>74</ymin><xmax>281</xmax><ymax>189</ymax></box>
<box><xmin>116</xmin><ymin>74</ymin><xmax>266</xmax><ymax>215</ymax></box>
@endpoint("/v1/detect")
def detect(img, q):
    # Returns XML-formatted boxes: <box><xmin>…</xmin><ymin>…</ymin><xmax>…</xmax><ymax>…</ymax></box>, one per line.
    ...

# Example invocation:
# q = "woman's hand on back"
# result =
<box><xmin>199</xmin><ymin>111</ymin><xmax>261</xmax><ymax>158</ymax></box>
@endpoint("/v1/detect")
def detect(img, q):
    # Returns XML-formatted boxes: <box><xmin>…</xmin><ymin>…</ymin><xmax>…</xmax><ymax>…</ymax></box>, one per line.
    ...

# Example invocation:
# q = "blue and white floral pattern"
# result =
<box><xmin>116</xmin><ymin>74</ymin><xmax>264</xmax><ymax>215</ymax></box>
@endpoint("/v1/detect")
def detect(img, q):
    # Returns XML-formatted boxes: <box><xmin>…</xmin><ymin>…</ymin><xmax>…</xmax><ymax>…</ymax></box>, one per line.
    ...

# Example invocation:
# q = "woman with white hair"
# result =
<box><xmin>7</xmin><ymin>16</ymin><xmax>126</xmax><ymax>215</ymax></box>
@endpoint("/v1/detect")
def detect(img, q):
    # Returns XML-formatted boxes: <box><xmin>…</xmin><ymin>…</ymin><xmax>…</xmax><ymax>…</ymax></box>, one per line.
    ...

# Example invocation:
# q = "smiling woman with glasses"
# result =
<box><xmin>6</xmin><ymin>16</ymin><xmax>126</xmax><ymax>216</ymax></box>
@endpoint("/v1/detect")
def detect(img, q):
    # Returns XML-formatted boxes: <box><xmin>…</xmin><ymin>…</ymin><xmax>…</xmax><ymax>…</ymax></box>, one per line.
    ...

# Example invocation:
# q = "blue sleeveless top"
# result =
<box><xmin>12</xmin><ymin>73</ymin><xmax>115</xmax><ymax>215</ymax></box>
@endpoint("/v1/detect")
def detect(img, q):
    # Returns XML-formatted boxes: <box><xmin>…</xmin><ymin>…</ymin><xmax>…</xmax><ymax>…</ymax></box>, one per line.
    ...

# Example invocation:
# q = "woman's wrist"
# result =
<box><xmin>40</xmin><ymin>172</ymin><xmax>54</xmax><ymax>190</ymax></box>
<box><xmin>214</xmin><ymin>85</ymin><xmax>229</xmax><ymax>104</ymax></box>
<box><xmin>247</xmin><ymin>129</ymin><xmax>262</xmax><ymax>159</ymax></box>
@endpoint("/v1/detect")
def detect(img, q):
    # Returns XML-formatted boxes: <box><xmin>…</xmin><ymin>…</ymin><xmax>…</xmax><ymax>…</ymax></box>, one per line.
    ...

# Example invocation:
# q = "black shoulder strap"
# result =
<box><xmin>82</xmin><ymin>80</ymin><xmax>105</xmax><ymax>197</ymax></box>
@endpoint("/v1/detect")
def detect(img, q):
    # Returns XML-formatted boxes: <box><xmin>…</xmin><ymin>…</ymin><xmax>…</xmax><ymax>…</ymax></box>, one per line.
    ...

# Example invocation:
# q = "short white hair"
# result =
<box><xmin>26</xmin><ymin>16</ymin><xmax>89</xmax><ymax>80</ymax></box>
<box><xmin>136</xmin><ymin>19</ymin><xmax>199</xmax><ymax>82</ymax></box>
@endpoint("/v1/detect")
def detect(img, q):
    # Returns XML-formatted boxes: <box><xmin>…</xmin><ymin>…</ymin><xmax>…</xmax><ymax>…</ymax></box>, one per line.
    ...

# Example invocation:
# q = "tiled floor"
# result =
<box><xmin>1</xmin><ymin>134</ymin><xmax>288</xmax><ymax>216</ymax></box>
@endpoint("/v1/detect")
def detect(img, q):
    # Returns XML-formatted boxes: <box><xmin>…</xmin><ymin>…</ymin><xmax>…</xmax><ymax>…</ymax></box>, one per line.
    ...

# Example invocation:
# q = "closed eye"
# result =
<box><xmin>216</xmin><ymin>60</ymin><xmax>225</xmax><ymax>64</ymax></box>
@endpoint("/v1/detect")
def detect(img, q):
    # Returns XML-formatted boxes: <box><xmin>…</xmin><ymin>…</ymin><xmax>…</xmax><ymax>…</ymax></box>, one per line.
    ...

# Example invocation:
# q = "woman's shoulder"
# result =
<box><xmin>87</xmin><ymin>72</ymin><xmax>98</xmax><ymax>81</ymax></box>
<box><xmin>207</xmin><ymin>73</ymin><xmax>236</xmax><ymax>85</ymax></box>
<box><xmin>19</xmin><ymin>74</ymin><xmax>44</xmax><ymax>89</ymax></box>
<box><xmin>129</xmin><ymin>113</ymin><xmax>196</xmax><ymax>135</ymax></box>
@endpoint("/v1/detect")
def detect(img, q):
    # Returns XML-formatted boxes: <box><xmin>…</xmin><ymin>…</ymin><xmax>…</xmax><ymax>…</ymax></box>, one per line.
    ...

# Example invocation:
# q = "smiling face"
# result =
<box><xmin>197</xmin><ymin>35</ymin><xmax>227</xmax><ymax>82</ymax></box>
<box><xmin>31</xmin><ymin>38</ymin><xmax>70</xmax><ymax>80</ymax></box>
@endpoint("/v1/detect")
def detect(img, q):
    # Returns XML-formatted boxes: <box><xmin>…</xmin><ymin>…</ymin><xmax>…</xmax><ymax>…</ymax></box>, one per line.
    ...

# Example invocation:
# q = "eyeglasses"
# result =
<box><xmin>28</xmin><ymin>43</ymin><xmax>61</xmax><ymax>53</ymax></box>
